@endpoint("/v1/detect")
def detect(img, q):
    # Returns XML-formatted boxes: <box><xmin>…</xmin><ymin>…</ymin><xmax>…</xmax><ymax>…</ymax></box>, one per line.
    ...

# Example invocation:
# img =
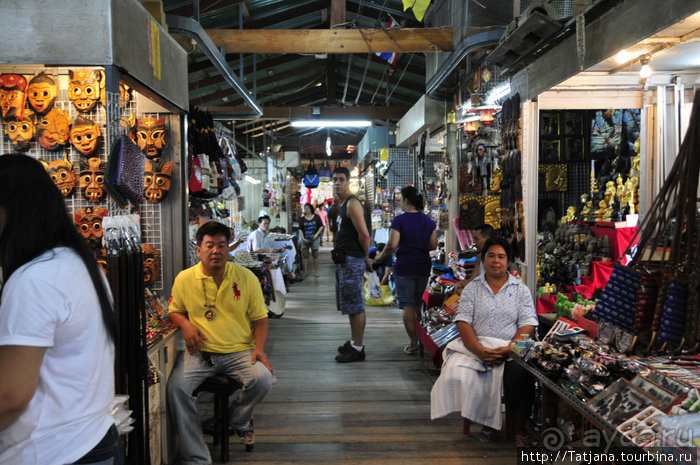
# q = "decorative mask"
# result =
<box><xmin>142</xmin><ymin>243</ymin><xmax>161</xmax><ymax>287</ymax></box>
<box><xmin>79</xmin><ymin>157</ymin><xmax>105</xmax><ymax>203</ymax></box>
<box><xmin>5</xmin><ymin>114</ymin><xmax>35</xmax><ymax>152</ymax></box>
<box><xmin>70</xmin><ymin>115</ymin><xmax>101</xmax><ymax>156</ymax></box>
<box><xmin>68</xmin><ymin>69</ymin><xmax>102</xmax><ymax>112</ymax></box>
<box><xmin>74</xmin><ymin>206</ymin><xmax>107</xmax><ymax>249</ymax></box>
<box><xmin>144</xmin><ymin>160</ymin><xmax>172</xmax><ymax>203</ymax></box>
<box><xmin>47</xmin><ymin>158</ymin><xmax>78</xmax><ymax>197</ymax></box>
<box><xmin>38</xmin><ymin>108</ymin><xmax>72</xmax><ymax>151</ymax></box>
<box><xmin>0</xmin><ymin>74</ymin><xmax>27</xmax><ymax>120</ymax></box>
<box><xmin>101</xmin><ymin>80</ymin><xmax>131</xmax><ymax>108</ymax></box>
<box><xmin>131</xmin><ymin>116</ymin><xmax>166</xmax><ymax>160</ymax></box>
<box><xmin>27</xmin><ymin>72</ymin><xmax>57</xmax><ymax>114</ymax></box>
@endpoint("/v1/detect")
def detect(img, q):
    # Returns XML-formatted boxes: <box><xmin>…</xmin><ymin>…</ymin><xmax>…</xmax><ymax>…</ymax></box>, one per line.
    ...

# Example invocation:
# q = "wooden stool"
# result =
<box><xmin>193</xmin><ymin>375</ymin><xmax>251</xmax><ymax>463</ymax></box>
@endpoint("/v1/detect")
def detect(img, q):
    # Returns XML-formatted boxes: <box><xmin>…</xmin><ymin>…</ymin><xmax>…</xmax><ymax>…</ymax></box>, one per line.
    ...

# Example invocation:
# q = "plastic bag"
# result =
<box><xmin>366</xmin><ymin>273</ymin><xmax>382</xmax><ymax>299</ymax></box>
<box><xmin>364</xmin><ymin>282</ymin><xmax>393</xmax><ymax>306</ymax></box>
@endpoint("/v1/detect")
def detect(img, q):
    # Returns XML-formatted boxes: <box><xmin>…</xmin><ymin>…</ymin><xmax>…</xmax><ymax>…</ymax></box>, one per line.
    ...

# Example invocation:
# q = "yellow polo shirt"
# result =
<box><xmin>169</xmin><ymin>262</ymin><xmax>268</xmax><ymax>353</ymax></box>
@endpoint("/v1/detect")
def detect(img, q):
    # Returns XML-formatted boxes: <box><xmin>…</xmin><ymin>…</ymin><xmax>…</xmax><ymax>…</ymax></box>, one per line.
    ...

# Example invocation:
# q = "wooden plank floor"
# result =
<box><xmin>200</xmin><ymin>246</ymin><xmax>519</xmax><ymax>464</ymax></box>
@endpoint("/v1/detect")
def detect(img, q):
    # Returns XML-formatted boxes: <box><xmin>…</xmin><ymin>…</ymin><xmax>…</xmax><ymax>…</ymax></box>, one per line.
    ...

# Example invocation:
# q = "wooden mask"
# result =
<box><xmin>74</xmin><ymin>206</ymin><xmax>107</xmax><ymax>249</ymax></box>
<box><xmin>27</xmin><ymin>72</ymin><xmax>57</xmax><ymax>114</ymax></box>
<box><xmin>0</xmin><ymin>74</ymin><xmax>27</xmax><ymax>120</ymax></box>
<box><xmin>71</xmin><ymin>115</ymin><xmax>101</xmax><ymax>156</ymax></box>
<box><xmin>79</xmin><ymin>157</ymin><xmax>105</xmax><ymax>203</ymax></box>
<box><xmin>142</xmin><ymin>243</ymin><xmax>161</xmax><ymax>287</ymax></box>
<box><xmin>5</xmin><ymin>114</ymin><xmax>35</xmax><ymax>152</ymax></box>
<box><xmin>68</xmin><ymin>69</ymin><xmax>102</xmax><ymax>112</ymax></box>
<box><xmin>47</xmin><ymin>157</ymin><xmax>78</xmax><ymax>197</ymax></box>
<box><xmin>144</xmin><ymin>160</ymin><xmax>172</xmax><ymax>203</ymax></box>
<box><xmin>132</xmin><ymin>116</ymin><xmax>166</xmax><ymax>160</ymax></box>
<box><xmin>38</xmin><ymin>108</ymin><xmax>72</xmax><ymax>151</ymax></box>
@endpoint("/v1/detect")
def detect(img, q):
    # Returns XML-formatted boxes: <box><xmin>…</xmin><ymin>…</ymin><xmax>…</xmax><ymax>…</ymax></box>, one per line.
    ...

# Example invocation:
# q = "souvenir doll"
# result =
<box><xmin>0</xmin><ymin>73</ymin><xmax>27</xmax><ymax>120</ymax></box>
<box><xmin>68</xmin><ymin>69</ymin><xmax>102</xmax><ymax>112</ymax></box>
<box><xmin>79</xmin><ymin>157</ymin><xmax>105</xmax><ymax>203</ymax></box>
<box><xmin>37</xmin><ymin>108</ymin><xmax>72</xmax><ymax>151</ymax></box>
<box><xmin>4</xmin><ymin>114</ymin><xmax>35</xmax><ymax>152</ymax></box>
<box><xmin>74</xmin><ymin>206</ymin><xmax>108</xmax><ymax>250</ymax></box>
<box><xmin>46</xmin><ymin>157</ymin><xmax>78</xmax><ymax>197</ymax></box>
<box><xmin>131</xmin><ymin>116</ymin><xmax>166</xmax><ymax>161</ymax></box>
<box><xmin>27</xmin><ymin>72</ymin><xmax>57</xmax><ymax>114</ymax></box>
<box><xmin>70</xmin><ymin>115</ymin><xmax>101</xmax><ymax>157</ymax></box>
<box><xmin>144</xmin><ymin>160</ymin><xmax>172</xmax><ymax>203</ymax></box>
<box><xmin>142</xmin><ymin>243</ymin><xmax>161</xmax><ymax>287</ymax></box>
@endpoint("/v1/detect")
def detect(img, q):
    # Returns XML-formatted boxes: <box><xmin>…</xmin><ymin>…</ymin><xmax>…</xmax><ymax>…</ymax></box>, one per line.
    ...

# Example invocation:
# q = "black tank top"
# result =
<box><xmin>334</xmin><ymin>195</ymin><xmax>364</xmax><ymax>258</ymax></box>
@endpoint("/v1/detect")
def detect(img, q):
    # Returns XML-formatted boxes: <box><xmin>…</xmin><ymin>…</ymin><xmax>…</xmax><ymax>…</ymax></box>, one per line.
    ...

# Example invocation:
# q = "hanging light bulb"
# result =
<box><xmin>325</xmin><ymin>136</ymin><xmax>332</xmax><ymax>157</ymax></box>
<box><xmin>639</xmin><ymin>55</ymin><xmax>652</xmax><ymax>78</ymax></box>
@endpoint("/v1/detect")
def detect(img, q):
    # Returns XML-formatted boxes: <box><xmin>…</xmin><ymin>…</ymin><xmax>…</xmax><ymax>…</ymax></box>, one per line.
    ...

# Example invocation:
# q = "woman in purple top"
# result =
<box><xmin>372</xmin><ymin>186</ymin><xmax>438</xmax><ymax>354</ymax></box>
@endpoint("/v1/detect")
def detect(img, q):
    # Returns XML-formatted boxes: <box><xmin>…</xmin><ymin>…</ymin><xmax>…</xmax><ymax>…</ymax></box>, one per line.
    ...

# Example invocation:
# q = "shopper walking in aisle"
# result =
<box><xmin>431</xmin><ymin>237</ymin><xmax>538</xmax><ymax>447</ymax></box>
<box><xmin>371</xmin><ymin>186</ymin><xmax>437</xmax><ymax>354</ymax></box>
<box><xmin>0</xmin><ymin>154</ymin><xmax>119</xmax><ymax>465</ymax></box>
<box><xmin>167</xmin><ymin>221</ymin><xmax>276</xmax><ymax>465</ymax></box>
<box><xmin>315</xmin><ymin>201</ymin><xmax>328</xmax><ymax>246</ymax></box>
<box><xmin>299</xmin><ymin>203</ymin><xmax>324</xmax><ymax>277</ymax></box>
<box><xmin>332</xmin><ymin>166</ymin><xmax>373</xmax><ymax>363</ymax></box>
<box><xmin>454</xmin><ymin>224</ymin><xmax>494</xmax><ymax>295</ymax></box>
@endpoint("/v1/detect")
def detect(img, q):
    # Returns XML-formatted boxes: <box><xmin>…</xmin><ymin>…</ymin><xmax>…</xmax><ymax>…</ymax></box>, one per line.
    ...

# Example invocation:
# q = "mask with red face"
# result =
<box><xmin>74</xmin><ymin>206</ymin><xmax>108</xmax><ymax>249</ymax></box>
<box><xmin>0</xmin><ymin>74</ymin><xmax>27</xmax><ymax>120</ymax></box>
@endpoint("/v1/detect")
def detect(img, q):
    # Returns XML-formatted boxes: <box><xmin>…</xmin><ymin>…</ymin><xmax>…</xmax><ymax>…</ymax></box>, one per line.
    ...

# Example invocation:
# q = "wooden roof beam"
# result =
<box><xmin>201</xmin><ymin>27</ymin><xmax>453</xmax><ymax>53</ymax></box>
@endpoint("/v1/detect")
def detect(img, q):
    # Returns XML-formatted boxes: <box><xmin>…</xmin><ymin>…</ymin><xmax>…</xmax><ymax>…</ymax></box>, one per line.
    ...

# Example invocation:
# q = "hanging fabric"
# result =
<box><xmin>303</xmin><ymin>158</ymin><xmax>319</xmax><ymax>188</ymax></box>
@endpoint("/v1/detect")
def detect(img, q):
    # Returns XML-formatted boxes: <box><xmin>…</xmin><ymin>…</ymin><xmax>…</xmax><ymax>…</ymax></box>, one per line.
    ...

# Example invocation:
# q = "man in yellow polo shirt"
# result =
<box><xmin>167</xmin><ymin>221</ymin><xmax>275</xmax><ymax>465</ymax></box>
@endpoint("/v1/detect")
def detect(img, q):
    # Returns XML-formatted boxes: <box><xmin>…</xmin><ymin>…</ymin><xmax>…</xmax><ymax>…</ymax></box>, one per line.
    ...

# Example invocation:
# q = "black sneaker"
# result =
<box><xmin>335</xmin><ymin>346</ymin><xmax>365</xmax><ymax>363</ymax></box>
<box><xmin>337</xmin><ymin>340</ymin><xmax>352</xmax><ymax>354</ymax></box>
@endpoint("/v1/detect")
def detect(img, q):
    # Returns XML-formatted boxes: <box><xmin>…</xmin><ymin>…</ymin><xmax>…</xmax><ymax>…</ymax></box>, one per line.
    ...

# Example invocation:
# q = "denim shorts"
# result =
<box><xmin>335</xmin><ymin>255</ymin><xmax>365</xmax><ymax>314</ymax></box>
<box><xmin>394</xmin><ymin>274</ymin><xmax>429</xmax><ymax>309</ymax></box>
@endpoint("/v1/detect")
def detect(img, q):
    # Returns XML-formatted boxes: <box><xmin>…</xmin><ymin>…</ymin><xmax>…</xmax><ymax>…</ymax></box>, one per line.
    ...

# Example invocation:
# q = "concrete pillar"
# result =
<box><xmin>445</xmin><ymin>122</ymin><xmax>459</xmax><ymax>256</ymax></box>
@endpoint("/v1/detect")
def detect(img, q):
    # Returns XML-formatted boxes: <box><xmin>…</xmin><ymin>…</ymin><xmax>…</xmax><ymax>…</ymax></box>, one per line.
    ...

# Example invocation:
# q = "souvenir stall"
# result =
<box><xmin>0</xmin><ymin>1</ymin><xmax>189</xmax><ymax>463</ymax></box>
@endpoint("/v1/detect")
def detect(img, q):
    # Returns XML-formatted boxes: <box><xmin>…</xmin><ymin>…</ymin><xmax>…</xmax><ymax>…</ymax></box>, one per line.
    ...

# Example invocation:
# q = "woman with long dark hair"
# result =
<box><xmin>0</xmin><ymin>154</ymin><xmax>118</xmax><ymax>464</ymax></box>
<box><xmin>372</xmin><ymin>186</ymin><xmax>437</xmax><ymax>354</ymax></box>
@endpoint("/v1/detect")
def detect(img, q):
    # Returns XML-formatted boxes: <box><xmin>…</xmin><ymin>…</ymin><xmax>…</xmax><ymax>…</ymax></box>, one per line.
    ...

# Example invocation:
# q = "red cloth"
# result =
<box><xmin>415</xmin><ymin>321</ymin><xmax>444</xmax><ymax>368</ymax></box>
<box><xmin>536</xmin><ymin>295</ymin><xmax>556</xmax><ymax>314</ymax></box>
<box><xmin>590</xmin><ymin>224</ymin><xmax>639</xmax><ymax>264</ymax></box>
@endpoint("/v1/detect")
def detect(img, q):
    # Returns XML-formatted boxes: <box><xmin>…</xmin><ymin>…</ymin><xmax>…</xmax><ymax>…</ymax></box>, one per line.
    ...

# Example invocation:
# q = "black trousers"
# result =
<box><xmin>503</xmin><ymin>360</ymin><xmax>535</xmax><ymax>421</ymax></box>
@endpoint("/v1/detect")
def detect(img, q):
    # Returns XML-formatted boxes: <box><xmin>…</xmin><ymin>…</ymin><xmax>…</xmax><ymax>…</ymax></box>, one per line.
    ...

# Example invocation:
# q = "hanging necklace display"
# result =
<box><xmin>202</xmin><ymin>280</ymin><xmax>216</xmax><ymax>320</ymax></box>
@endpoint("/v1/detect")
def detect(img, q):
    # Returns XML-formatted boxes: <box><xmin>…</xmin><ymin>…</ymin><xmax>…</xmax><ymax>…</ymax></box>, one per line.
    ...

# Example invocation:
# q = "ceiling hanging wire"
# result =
<box><xmin>386</xmin><ymin>52</ymin><xmax>415</xmax><ymax>101</ymax></box>
<box><xmin>370</xmin><ymin>65</ymin><xmax>389</xmax><ymax>104</ymax></box>
<box><xmin>341</xmin><ymin>54</ymin><xmax>354</xmax><ymax>105</ymax></box>
<box><xmin>354</xmin><ymin>54</ymin><xmax>373</xmax><ymax>105</ymax></box>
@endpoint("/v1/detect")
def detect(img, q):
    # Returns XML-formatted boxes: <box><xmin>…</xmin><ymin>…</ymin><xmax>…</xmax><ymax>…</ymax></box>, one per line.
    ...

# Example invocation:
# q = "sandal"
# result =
<box><xmin>403</xmin><ymin>344</ymin><xmax>418</xmax><ymax>354</ymax></box>
<box><xmin>514</xmin><ymin>434</ymin><xmax>537</xmax><ymax>448</ymax></box>
<box><xmin>480</xmin><ymin>427</ymin><xmax>498</xmax><ymax>443</ymax></box>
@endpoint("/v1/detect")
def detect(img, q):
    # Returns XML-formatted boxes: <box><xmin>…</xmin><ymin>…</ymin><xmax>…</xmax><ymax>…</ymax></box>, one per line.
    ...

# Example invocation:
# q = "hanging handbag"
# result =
<box><xmin>303</xmin><ymin>158</ymin><xmax>319</xmax><ymax>188</ymax></box>
<box><xmin>104</xmin><ymin>137</ymin><xmax>130</xmax><ymax>206</ymax></box>
<box><xmin>318</xmin><ymin>160</ymin><xmax>332</xmax><ymax>183</ymax></box>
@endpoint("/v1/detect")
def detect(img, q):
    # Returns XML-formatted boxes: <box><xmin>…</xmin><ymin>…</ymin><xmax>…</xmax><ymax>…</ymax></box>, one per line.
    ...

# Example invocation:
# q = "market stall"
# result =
<box><xmin>0</xmin><ymin>1</ymin><xmax>188</xmax><ymax>463</ymax></box>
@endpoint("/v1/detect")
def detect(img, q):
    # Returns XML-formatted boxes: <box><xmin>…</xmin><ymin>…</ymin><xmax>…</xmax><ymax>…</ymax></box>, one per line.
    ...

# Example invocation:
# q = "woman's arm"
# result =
<box><xmin>374</xmin><ymin>229</ymin><xmax>400</xmax><ymax>262</ymax></box>
<box><xmin>0</xmin><ymin>345</ymin><xmax>45</xmax><ymax>431</ymax></box>
<box><xmin>428</xmin><ymin>229</ymin><xmax>438</xmax><ymax>250</ymax></box>
<box><xmin>455</xmin><ymin>321</ymin><xmax>491</xmax><ymax>363</ymax></box>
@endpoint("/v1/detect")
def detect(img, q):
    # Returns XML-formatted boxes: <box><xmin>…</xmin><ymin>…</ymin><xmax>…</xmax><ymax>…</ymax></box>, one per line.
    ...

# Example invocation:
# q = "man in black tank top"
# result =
<box><xmin>332</xmin><ymin>166</ymin><xmax>372</xmax><ymax>362</ymax></box>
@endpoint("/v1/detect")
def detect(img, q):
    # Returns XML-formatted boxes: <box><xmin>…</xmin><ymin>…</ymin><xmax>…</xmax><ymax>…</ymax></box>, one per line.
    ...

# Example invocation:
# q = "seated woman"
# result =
<box><xmin>430</xmin><ymin>237</ymin><xmax>538</xmax><ymax>447</ymax></box>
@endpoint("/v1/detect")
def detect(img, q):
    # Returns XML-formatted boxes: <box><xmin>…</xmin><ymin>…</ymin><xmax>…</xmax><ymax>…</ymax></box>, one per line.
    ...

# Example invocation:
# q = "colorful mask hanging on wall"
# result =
<box><xmin>37</xmin><ymin>108</ymin><xmax>72</xmax><ymax>151</ymax></box>
<box><xmin>131</xmin><ymin>116</ymin><xmax>166</xmax><ymax>161</ymax></box>
<box><xmin>27</xmin><ymin>72</ymin><xmax>57</xmax><ymax>114</ymax></box>
<box><xmin>144</xmin><ymin>160</ymin><xmax>172</xmax><ymax>203</ymax></box>
<box><xmin>5</xmin><ymin>114</ymin><xmax>36</xmax><ymax>152</ymax></box>
<box><xmin>101</xmin><ymin>80</ymin><xmax>132</xmax><ymax>108</ymax></box>
<box><xmin>71</xmin><ymin>115</ymin><xmax>101</xmax><ymax>156</ymax></box>
<box><xmin>79</xmin><ymin>157</ymin><xmax>105</xmax><ymax>203</ymax></box>
<box><xmin>0</xmin><ymin>74</ymin><xmax>27</xmax><ymax>120</ymax></box>
<box><xmin>74</xmin><ymin>206</ymin><xmax>107</xmax><ymax>249</ymax></box>
<box><xmin>68</xmin><ymin>69</ymin><xmax>102</xmax><ymax>112</ymax></box>
<box><xmin>46</xmin><ymin>157</ymin><xmax>78</xmax><ymax>197</ymax></box>
<box><xmin>142</xmin><ymin>243</ymin><xmax>161</xmax><ymax>287</ymax></box>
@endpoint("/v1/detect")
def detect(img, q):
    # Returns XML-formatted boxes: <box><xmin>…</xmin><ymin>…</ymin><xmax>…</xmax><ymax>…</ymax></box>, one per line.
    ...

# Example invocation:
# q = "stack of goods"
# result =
<box><xmin>537</xmin><ymin>223</ymin><xmax>606</xmax><ymax>288</ymax></box>
<box><xmin>419</xmin><ymin>306</ymin><xmax>459</xmax><ymax>349</ymax></box>
<box><xmin>145</xmin><ymin>288</ymin><xmax>177</xmax><ymax>346</ymax></box>
<box><xmin>448</xmin><ymin>251</ymin><xmax>477</xmax><ymax>281</ymax></box>
<box><xmin>232</xmin><ymin>250</ymin><xmax>263</xmax><ymax>268</ymax></box>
